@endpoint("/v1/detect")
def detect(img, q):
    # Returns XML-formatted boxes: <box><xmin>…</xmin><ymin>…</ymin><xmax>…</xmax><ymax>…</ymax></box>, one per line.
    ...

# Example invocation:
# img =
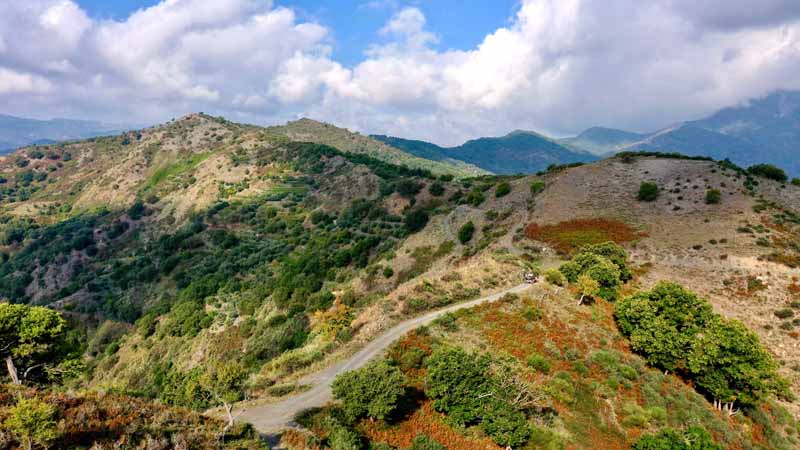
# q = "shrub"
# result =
<box><xmin>748</xmin><ymin>164</ymin><xmax>788</xmax><ymax>182</ymax></box>
<box><xmin>633</xmin><ymin>426</ymin><xmax>723</xmax><ymax>449</ymax></box>
<box><xmin>382</xmin><ymin>266</ymin><xmax>394</xmax><ymax>278</ymax></box>
<box><xmin>328</xmin><ymin>427</ymin><xmax>363</xmax><ymax>450</ymax></box>
<box><xmin>526</xmin><ymin>352</ymin><xmax>551</xmax><ymax>373</ymax></box>
<box><xmin>425</xmin><ymin>347</ymin><xmax>491</xmax><ymax>425</ymax></box>
<box><xmin>530</xmin><ymin>180</ymin><xmax>545</xmax><ymax>194</ymax></box>
<box><xmin>495</xmin><ymin>182</ymin><xmax>511</xmax><ymax>198</ymax></box>
<box><xmin>409</xmin><ymin>435</ymin><xmax>446</xmax><ymax>450</ymax></box>
<box><xmin>4</xmin><ymin>396</ymin><xmax>59</xmax><ymax>449</ymax></box>
<box><xmin>458</xmin><ymin>221</ymin><xmax>475</xmax><ymax>244</ymax></box>
<box><xmin>792</xmin><ymin>178</ymin><xmax>800</xmax><ymax>187</ymax></box>
<box><xmin>394</xmin><ymin>179</ymin><xmax>423</xmax><ymax>198</ymax></box>
<box><xmin>638</xmin><ymin>182</ymin><xmax>659</xmax><ymax>201</ymax></box>
<box><xmin>481</xmin><ymin>401</ymin><xmax>530</xmax><ymax>447</ymax></box>
<box><xmin>544</xmin><ymin>269</ymin><xmax>566</xmax><ymax>286</ymax></box>
<box><xmin>705</xmin><ymin>189</ymin><xmax>721</xmax><ymax>204</ymax></box>
<box><xmin>465</xmin><ymin>190</ymin><xmax>485</xmax><ymax>206</ymax></box>
<box><xmin>428</xmin><ymin>182</ymin><xmax>445</xmax><ymax>196</ymax></box>
<box><xmin>775</xmin><ymin>308</ymin><xmax>794</xmax><ymax>319</ymax></box>
<box><xmin>404</xmin><ymin>209</ymin><xmax>429</xmax><ymax>233</ymax></box>
<box><xmin>331</xmin><ymin>361</ymin><xmax>405</xmax><ymax>422</ymax></box>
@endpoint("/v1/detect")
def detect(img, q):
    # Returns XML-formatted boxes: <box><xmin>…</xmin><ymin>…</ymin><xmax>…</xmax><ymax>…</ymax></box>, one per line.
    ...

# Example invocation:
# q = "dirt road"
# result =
<box><xmin>237</xmin><ymin>283</ymin><xmax>531</xmax><ymax>434</ymax></box>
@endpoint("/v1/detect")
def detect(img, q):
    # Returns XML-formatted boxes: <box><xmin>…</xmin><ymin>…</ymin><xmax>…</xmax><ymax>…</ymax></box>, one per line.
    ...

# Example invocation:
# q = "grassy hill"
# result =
<box><xmin>0</xmin><ymin>115</ymin><xmax>798</xmax><ymax>449</ymax></box>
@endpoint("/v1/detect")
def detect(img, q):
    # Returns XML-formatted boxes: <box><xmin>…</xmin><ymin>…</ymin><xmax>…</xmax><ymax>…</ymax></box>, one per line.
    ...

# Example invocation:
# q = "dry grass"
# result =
<box><xmin>524</xmin><ymin>218</ymin><xmax>640</xmax><ymax>255</ymax></box>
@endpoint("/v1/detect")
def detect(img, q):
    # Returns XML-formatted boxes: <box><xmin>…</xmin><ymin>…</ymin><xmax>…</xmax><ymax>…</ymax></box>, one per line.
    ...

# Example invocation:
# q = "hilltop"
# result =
<box><xmin>373</xmin><ymin>130</ymin><xmax>597</xmax><ymax>175</ymax></box>
<box><xmin>0</xmin><ymin>113</ymin><xmax>131</xmax><ymax>154</ymax></box>
<box><xmin>0</xmin><ymin>115</ymin><xmax>798</xmax><ymax>449</ymax></box>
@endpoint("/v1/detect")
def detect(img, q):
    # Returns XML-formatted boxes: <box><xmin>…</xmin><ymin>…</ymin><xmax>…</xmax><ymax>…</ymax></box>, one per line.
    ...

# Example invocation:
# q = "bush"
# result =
<box><xmin>425</xmin><ymin>348</ymin><xmax>491</xmax><ymax>425</ymax></box>
<box><xmin>482</xmin><ymin>401</ymin><xmax>530</xmax><ymax>448</ymax></box>
<box><xmin>632</xmin><ymin>426</ymin><xmax>722</xmax><ymax>450</ymax></box>
<box><xmin>792</xmin><ymin>178</ymin><xmax>800</xmax><ymax>187</ymax></box>
<box><xmin>705</xmin><ymin>189</ymin><xmax>721</xmax><ymax>204</ymax></box>
<box><xmin>428</xmin><ymin>182</ymin><xmax>445</xmax><ymax>196</ymax></box>
<box><xmin>331</xmin><ymin>361</ymin><xmax>405</xmax><ymax>421</ymax></box>
<box><xmin>530</xmin><ymin>180</ymin><xmax>545</xmax><ymax>195</ymax></box>
<box><xmin>4</xmin><ymin>396</ymin><xmax>59</xmax><ymax>449</ymax></box>
<box><xmin>526</xmin><ymin>352</ymin><xmax>551</xmax><ymax>373</ymax></box>
<box><xmin>328</xmin><ymin>427</ymin><xmax>363</xmax><ymax>450</ymax></box>
<box><xmin>394</xmin><ymin>179</ymin><xmax>423</xmax><ymax>198</ymax></box>
<box><xmin>638</xmin><ymin>182</ymin><xmax>659</xmax><ymax>202</ymax></box>
<box><xmin>748</xmin><ymin>164</ymin><xmax>788</xmax><ymax>182</ymax></box>
<box><xmin>495</xmin><ymin>182</ymin><xmax>511</xmax><ymax>198</ymax></box>
<box><xmin>382</xmin><ymin>266</ymin><xmax>394</xmax><ymax>278</ymax></box>
<box><xmin>458</xmin><ymin>221</ymin><xmax>475</xmax><ymax>244</ymax></box>
<box><xmin>544</xmin><ymin>269</ymin><xmax>566</xmax><ymax>286</ymax></box>
<box><xmin>775</xmin><ymin>308</ymin><xmax>794</xmax><ymax>319</ymax></box>
<box><xmin>409</xmin><ymin>435</ymin><xmax>446</xmax><ymax>450</ymax></box>
<box><xmin>404</xmin><ymin>209</ymin><xmax>429</xmax><ymax>233</ymax></box>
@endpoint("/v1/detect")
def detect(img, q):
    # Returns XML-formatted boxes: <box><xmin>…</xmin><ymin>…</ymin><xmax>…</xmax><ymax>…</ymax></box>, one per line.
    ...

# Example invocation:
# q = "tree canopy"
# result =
<box><xmin>332</xmin><ymin>360</ymin><xmax>405</xmax><ymax>422</ymax></box>
<box><xmin>0</xmin><ymin>304</ymin><xmax>67</xmax><ymax>384</ymax></box>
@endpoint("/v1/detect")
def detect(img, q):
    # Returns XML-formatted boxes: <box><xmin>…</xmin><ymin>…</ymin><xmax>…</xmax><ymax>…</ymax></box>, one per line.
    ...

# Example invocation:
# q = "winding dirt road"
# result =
<box><xmin>237</xmin><ymin>283</ymin><xmax>531</xmax><ymax>434</ymax></box>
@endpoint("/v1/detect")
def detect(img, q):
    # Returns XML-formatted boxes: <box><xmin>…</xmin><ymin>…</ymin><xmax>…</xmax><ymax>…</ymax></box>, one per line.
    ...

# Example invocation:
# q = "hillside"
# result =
<box><xmin>1</xmin><ymin>116</ymin><xmax>799</xmax><ymax>449</ymax></box>
<box><xmin>373</xmin><ymin>131</ymin><xmax>598</xmax><ymax>175</ymax></box>
<box><xmin>560</xmin><ymin>127</ymin><xmax>647</xmax><ymax>156</ymax></box>
<box><xmin>0</xmin><ymin>113</ymin><xmax>130</xmax><ymax>155</ymax></box>
<box><xmin>269</xmin><ymin>118</ymin><xmax>487</xmax><ymax>177</ymax></box>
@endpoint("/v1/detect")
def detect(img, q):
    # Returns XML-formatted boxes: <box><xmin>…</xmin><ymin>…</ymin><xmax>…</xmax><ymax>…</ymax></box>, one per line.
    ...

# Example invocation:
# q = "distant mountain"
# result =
<box><xmin>565</xmin><ymin>90</ymin><xmax>800</xmax><ymax>176</ymax></box>
<box><xmin>373</xmin><ymin>130</ymin><xmax>598</xmax><ymax>175</ymax></box>
<box><xmin>0</xmin><ymin>113</ymin><xmax>132</xmax><ymax>154</ymax></box>
<box><xmin>560</xmin><ymin>127</ymin><xmax>647</xmax><ymax>156</ymax></box>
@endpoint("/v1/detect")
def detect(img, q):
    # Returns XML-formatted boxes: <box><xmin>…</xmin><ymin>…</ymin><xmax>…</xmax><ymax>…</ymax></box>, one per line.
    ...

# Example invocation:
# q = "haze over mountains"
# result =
<box><xmin>378</xmin><ymin>90</ymin><xmax>800</xmax><ymax>176</ymax></box>
<box><xmin>0</xmin><ymin>114</ymin><xmax>132</xmax><ymax>154</ymax></box>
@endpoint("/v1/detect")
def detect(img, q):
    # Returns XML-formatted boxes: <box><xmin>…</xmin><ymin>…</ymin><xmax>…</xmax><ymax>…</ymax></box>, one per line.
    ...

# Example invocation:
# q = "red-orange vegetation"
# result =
<box><xmin>524</xmin><ymin>218</ymin><xmax>639</xmax><ymax>255</ymax></box>
<box><xmin>359</xmin><ymin>401</ymin><xmax>502</xmax><ymax>450</ymax></box>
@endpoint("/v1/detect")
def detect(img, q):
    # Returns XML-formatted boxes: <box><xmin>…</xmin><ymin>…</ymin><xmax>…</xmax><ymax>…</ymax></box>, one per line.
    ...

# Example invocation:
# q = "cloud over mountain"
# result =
<box><xmin>1</xmin><ymin>0</ymin><xmax>800</xmax><ymax>145</ymax></box>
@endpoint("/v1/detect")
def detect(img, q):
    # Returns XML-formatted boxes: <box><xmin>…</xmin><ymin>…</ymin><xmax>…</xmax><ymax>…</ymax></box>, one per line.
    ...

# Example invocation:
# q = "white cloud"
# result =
<box><xmin>0</xmin><ymin>68</ymin><xmax>54</xmax><ymax>94</ymax></box>
<box><xmin>1</xmin><ymin>0</ymin><xmax>800</xmax><ymax>145</ymax></box>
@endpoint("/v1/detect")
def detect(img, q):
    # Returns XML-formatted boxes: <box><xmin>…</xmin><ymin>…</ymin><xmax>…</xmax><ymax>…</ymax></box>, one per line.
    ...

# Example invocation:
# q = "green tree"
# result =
<box><xmin>638</xmin><ymin>182</ymin><xmax>659</xmax><ymax>201</ymax></box>
<box><xmin>332</xmin><ymin>361</ymin><xmax>406</xmax><ymax>422</ymax></box>
<box><xmin>495</xmin><ymin>182</ymin><xmax>512</xmax><ymax>198</ymax></box>
<box><xmin>614</xmin><ymin>282</ymin><xmax>714</xmax><ymax>372</ymax></box>
<box><xmin>705</xmin><ymin>189</ymin><xmax>721</xmax><ymax>205</ymax></box>
<box><xmin>576</xmin><ymin>273</ymin><xmax>600</xmax><ymax>305</ymax></box>
<box><xmin>425</xmin><ymin>347</ymin><xmax>492</xmax><ymax>425</ymax></box>
<box><xmin>4</xmin><ymin>396</ymin><xmax>59</xmax><ymax>450</ymax></box>
<box><xmin>688</xmin><ymin>318</ymin><xmax>782</xmax><ymax>409</ymax></box>
<box><xmin>458</xmin><ymin>221</ymin><xmax>475</xmax><ymax>244</ymax></box>
<box><xmin>792</xmin><ymin>178</ymin><xmax>800</xmax><ymax>186</ymax></box>
<box><xmin>481</xmin><ymin>400</ymin><xmax>530</xmax><ymax>447</ymax></box>
<box><xmin>199</xmin><ymin>361</ymin><xmax>248</xmax><ymax>437</ymax></box>
<box><xmin>0</xmin><ymin>304</ymin><xmax>66</xmax><ymax>384</ymax></box>
<box><xmin>632</xmin><ymin>426</ymin><xmax>722</xmax><ymax>450</ymax></box>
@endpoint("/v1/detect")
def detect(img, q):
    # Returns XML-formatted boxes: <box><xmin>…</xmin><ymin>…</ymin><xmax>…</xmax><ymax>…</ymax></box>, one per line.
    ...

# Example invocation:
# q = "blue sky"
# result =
<box><xmin>75</xmin><ymin>1</ymin><xmax>521</xmax><ymax>66</ymax></box>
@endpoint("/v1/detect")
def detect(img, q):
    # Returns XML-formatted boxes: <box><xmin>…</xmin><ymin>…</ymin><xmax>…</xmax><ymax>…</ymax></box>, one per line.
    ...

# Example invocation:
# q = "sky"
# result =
<box><xmin>1</xmin><ymin>0</ymin><xmax>800</xmax><ymax>145</ymax></box>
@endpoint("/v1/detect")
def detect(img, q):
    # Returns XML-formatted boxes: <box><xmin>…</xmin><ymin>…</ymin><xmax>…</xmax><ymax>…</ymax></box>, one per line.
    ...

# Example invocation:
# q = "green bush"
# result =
<box><xmin>458</xmin><ymin>221</ymin><xmax>475</xmax><ymax>244</ymax></box>
<box><xmin>382</xmin><ymin>266</ymin><xmax>394</xmax><ymax>278</ymax></box>
<box><xmin>544</xmin><ymin>269</ymin><xmax>566</xmax><ymax>286</ymax></box>
<box><xmin>632</xmin><ymin>426</ymin><xmax>722</xmax><ymax>449</ymax></box>
<box><xmin>792</xmin><ymin>178</ymin><xmax>800</xmax><ymax>187</ymax></box>
<box><xmin>495</xmin><ymin>182</ymin><xmax>511</xmax><ymax>198</ymax></box>
<box><xmin>425</xmin><ymin>347</ymin><xmax>491</xmax><ymax>425</ymax></box>
<box><xmin>3</xmin><ymin>396</ymin><xmax>59</xmax><ymax>449</ymax></box>
<box><xmin>530</xmin><ymin>180</ymin><xmax>545</xmax><ymax>195</ymax></box>
<box><xmin>638</xmin><ymin>182</ymin><xmax>659</xmax><ymax>202</ymax></box>
<box><xmin>705</xmin><ymin>189</ymin><xmax>721</xmax><ymax>205</ymax></box>
<box><xmin>428</xmin><ymin>182</ymin><xmax>445</xmax><ymax>196</ymax></box>
<box><xmin>331</xmin><ymin>361</ymin><xmax>405</xmax><ymax>422</ymax></box>
<box><xmin>481</xmin><ymin>400</ymin><xmax>530</xmax><ymax>447</ymax></box>
<box><xmin>328</xmin><ymin>427</ymin><xmax>363</xmax><ymax>450</ymax></box>
<box><xmin>404</xmin><ymin>209</ymin><xmax>429</xmax><ymax>233</ymax></box>
<box><xmin>409</xmin><ymin>435</ymin><xmax>446</xmax><ymax>450</ymax></box>
<box><xmin>526</xmin><ymin>352</ymin><xmax>551</xmax><ymax>373</ymax></box>
<box><xmin>748</xmin><ymin>164</ymin><xmax>788</xmax><ymax>182</ymax></box>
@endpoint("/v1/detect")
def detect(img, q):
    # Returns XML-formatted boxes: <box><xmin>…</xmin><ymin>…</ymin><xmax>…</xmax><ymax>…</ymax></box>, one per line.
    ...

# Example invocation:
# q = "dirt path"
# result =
<box><xmin>237</xmin><ymin>283</ymin><xmax>532</xmax><ymax>434</ymax></box>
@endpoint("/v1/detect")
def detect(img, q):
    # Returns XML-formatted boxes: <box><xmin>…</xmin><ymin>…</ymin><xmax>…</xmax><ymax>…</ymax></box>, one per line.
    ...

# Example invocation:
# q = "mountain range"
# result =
<box><xmin>0</xmin><ymin>114</ymin><xmax>132</xmax><ymax>154</ymax></box>
<box><xmin>561</xmin><ymin>90</ymin><xmax>800</xmax><ymax>175</ymax></box>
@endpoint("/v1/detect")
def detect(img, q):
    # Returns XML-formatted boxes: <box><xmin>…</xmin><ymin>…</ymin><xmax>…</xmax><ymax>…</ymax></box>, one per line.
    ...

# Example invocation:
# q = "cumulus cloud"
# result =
<box><xmin>1</xmin><ymin>0</ymin><xmax>800</xmax><ymax>144</ymax></box>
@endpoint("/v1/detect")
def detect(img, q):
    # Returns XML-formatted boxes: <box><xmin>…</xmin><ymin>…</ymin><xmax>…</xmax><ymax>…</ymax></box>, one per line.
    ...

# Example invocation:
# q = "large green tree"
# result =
<box><xmin>0</xmin><ymin>304</ymin><xmax>66</xmax><ymax>384</ymax></box>
<box><xmin>425</xmin><ymin>347</ymin><xmax>492</xmax><ymax>425</ymax></box>
<box><xmin>615</xmin><ymin>282</ymin><xmax>714</xmax><ymax>372</ymax></box>
<box><xmin>688</xmin><ymin>318</ymin><xmax>782</xmax><ymax>409</ymax></box>
<box><xmin>332</xmin><ymin>360</ymin><xmax>405</xmax><ymax>422</ymax></box>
